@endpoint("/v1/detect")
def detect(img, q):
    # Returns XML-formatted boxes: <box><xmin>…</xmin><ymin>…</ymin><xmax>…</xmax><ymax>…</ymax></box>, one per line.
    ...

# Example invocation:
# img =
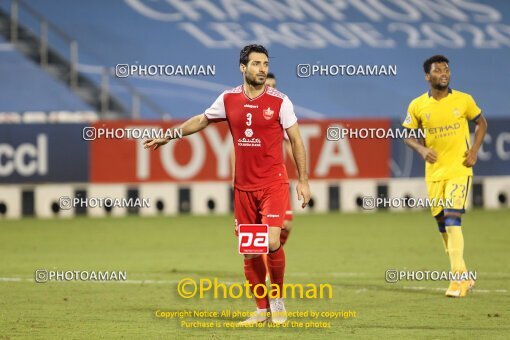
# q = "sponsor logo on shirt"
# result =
<box><xmin>427</xmin><ymin>122</ymin><xmax>461</xmax><ymax>138</ymax></box>
<box><xmin>244</xmin><ymin>104</ymin><xmax>258</xmax><ymax>108</ymax></box>
<box><xmin>237</xmin><ymin>137</ymin><xmax>261</xmax><ymax>147</ymax></box>
<box><xmin>245</xmin><ymin>128</ymin><xmax>253</xmax><ymax>137</ymax></box>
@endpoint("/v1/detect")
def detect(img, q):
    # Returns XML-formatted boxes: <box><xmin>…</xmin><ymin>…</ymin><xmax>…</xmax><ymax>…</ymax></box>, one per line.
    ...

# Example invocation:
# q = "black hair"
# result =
<box><xmin>239</xmin><ymin>44</ymin><xmax>269</xmax><ymax>65</ymax></box>
<box><xmin>267</xmin><ymin>72</ymin><xmax>275</xmax><ymax>79</ymax></box>
<box><xmin>423</xmin><ymin>55</ymin><xmax>449</xmax><ymax>74</ymax></box>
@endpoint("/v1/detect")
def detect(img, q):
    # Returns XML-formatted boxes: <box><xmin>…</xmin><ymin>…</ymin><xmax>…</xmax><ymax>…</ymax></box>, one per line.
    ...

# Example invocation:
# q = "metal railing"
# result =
<box><xmin>10</xmin><ymin>0</ymin><xmax>78</xmax><ymax>88</ymax></box>
<box><xmin>7</xmin><ymin>0</ymin><xmax>169</xmax><ymax>119</ymax></box>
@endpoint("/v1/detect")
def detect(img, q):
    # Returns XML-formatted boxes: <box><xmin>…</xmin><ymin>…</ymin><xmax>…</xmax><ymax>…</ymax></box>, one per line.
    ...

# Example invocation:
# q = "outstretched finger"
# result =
<box><xmin>303</xmin><ymin>193</ymin><xmax>311</xmax><ymax>208</ymax></box>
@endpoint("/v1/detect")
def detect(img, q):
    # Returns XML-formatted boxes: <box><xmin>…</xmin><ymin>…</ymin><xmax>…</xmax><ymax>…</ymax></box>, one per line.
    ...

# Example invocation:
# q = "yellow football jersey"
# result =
<box><xmin>402</xmin><ymin>89</ymin><xmax>481</xmax><ymax>181</ymax></box>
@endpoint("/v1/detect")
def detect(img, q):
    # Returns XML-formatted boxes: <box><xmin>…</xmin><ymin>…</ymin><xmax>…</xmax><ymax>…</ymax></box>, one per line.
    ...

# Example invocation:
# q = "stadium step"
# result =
<box><xmin>0</xmin><ymin>4</ymin><xmax>127</xmax><ymax>118</ymax></box>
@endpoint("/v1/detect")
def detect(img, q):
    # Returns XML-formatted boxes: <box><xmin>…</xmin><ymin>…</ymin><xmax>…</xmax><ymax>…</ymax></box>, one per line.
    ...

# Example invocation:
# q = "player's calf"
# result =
<box><xmin>266</xmin><ymin>226</ymin><xmax>286</xmax><ymax>295</ymax></box>
<box><xmin>434</xmin><ymin>211</ymin><xmax>448</xmax><ymax>253</ymax></box>
<box><xmin>444</xmin><ymin>211</ymin><xmax>467</xmax><ymax>274</ymax></box>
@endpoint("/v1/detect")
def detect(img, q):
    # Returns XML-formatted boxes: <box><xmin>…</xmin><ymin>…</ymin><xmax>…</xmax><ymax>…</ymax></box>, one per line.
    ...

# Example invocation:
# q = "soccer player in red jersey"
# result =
<box><xmin>231</xmin><ymin>72</ymin><xmax>295</xmax><ymax>284</ymax></box>
<box><xmin>232</xmin><ymin>72</ymin><xmax>294</xmax><ymax>248</ymax></box>
<box><xmin>144</xmin><ymin>45</ymin><xmax>311</xmax><ymax>325</ymax></box>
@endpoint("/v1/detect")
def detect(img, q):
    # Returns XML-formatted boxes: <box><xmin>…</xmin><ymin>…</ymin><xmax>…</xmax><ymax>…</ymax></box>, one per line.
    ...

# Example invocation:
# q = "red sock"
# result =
<box><xmin>244</xmin><ymin>256</ymin><xmax>269</xmax><ymax>309</ymax></box>
<box><xmin>280</xmin><ymin>229</ymin><xmax>290</xmax><ymax>246</ymax></box>
<box><xmin>262</xmin><ymin>254</ymin><xmax>269</xmax><ymax>275</ymax></box>
<box><xmin>267</xmin><ymin>246</ymin><xmax>286</xmax><ymax>296</ymax></box>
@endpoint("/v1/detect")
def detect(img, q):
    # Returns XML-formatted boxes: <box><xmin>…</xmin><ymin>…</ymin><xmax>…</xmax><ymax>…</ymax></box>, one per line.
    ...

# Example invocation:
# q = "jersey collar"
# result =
<box><xmin>428</xmin><ymin>87</ymin><xmax>452</xmax><ymax>98</ymax></box>
<box><xmin>243</xmin><ymin>84</ymin><xmax>267</xmax><ymax>101</ymax></box>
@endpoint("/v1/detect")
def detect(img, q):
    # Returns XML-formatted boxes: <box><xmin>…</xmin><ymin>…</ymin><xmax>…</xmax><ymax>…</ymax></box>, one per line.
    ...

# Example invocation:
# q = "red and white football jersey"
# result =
<box><xmin>204</xmin><ymin>85</ymin><xmax>297</xmax><ymax>191</ymax></box>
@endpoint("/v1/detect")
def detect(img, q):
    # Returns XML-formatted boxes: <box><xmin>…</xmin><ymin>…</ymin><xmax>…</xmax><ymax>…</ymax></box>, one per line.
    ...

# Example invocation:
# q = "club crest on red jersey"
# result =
<box><xmin>263</xmin><ymin>107</ymin><xmax>274</xmax><ymax>120</ymax></box>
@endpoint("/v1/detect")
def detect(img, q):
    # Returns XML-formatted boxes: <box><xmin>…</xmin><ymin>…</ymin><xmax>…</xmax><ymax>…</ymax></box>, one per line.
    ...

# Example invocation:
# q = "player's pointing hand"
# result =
<box><xmin>143</xmin><ymin>138</ymin><xmax>169</xmax><ymax>150</ymax></box>
<box><xmin>297</xmin><ymin>180</ymin><xmax>311</xmax><ymax>209</ymax></box>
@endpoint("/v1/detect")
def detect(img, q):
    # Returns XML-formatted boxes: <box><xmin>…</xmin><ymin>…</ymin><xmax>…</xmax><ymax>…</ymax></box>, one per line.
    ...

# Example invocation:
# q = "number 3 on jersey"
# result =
<box><xmin>246</xmin><ymin>113</ymin><xmax>252</xmax><ymax>126</ymax></box>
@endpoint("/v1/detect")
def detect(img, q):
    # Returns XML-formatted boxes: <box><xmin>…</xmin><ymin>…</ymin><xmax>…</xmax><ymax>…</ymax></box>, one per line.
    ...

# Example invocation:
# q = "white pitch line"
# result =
<box><xmin>1</xmin><ymin>277</ymin><xmax>507</xmax><ymax>294</ymax></box>
<box><xmin>0</xmin><ymin>277</ymin><xmax>24</xmax><ymax>282</ymax></box>
<box><xmin>288</xmin><ymin>272</ymin><xmax>367</xmax><ymax>277</ymax></box>
<box><xmin>0</xmin><ymin>277</ymin><xmax>239</xmax><ymax>285</ymax></box>
<box><xmin>402</xmin><ymin>286</ymin><xmax>507</xmax><ymax>293</ymax></box>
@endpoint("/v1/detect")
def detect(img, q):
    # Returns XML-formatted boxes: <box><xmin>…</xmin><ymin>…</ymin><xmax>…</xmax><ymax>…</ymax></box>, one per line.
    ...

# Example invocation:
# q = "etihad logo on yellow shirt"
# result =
<box><xmin>427</xmin><ymin>122</ymin><xmax>461</xmax><ymax>135</ymax></box>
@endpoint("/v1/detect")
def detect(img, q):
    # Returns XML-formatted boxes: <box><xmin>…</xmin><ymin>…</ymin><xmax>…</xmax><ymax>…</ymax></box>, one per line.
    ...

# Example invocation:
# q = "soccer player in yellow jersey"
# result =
<box><xmin>402</xmin><ymin>55</ymin><xmax>487</xmax><ymax>298</ymax></box>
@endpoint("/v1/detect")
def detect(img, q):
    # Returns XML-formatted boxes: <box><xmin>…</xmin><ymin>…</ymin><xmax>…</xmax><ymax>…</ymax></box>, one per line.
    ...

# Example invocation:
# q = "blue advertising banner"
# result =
<box><xmin>391</xmin><ymin>118</ymin><xmax>510</xmax><ymax>178</ymax></box>
<box><xmin>0</xmin><ymin>125</ymin><xmax>89</xmax><ymax>183</ymax></box>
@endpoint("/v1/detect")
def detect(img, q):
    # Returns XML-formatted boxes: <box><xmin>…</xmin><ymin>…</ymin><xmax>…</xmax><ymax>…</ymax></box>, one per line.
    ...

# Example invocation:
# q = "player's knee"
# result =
<box><xmin>444</xmin><ymin>214</ymin><xmax>461</xmax><ymax>227</ymax></box>
<box><xmin>268</xmin><ymin>237</ymin><xmax>281</xmax><ymax>251</ymax></box>
<box><xmin>434</xmin><ymin>211</ymin><xmax>446</xmax><ymax>233</ymax></box>
<box><xmin>283</xmin><ymin>220</ymin><xmax>292</xmax><ymax>231</ymax></box>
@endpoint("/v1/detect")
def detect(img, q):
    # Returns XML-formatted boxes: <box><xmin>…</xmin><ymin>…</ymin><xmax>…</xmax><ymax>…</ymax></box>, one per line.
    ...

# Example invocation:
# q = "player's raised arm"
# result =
<box><xmin>286</xmin><ymin>122</ymin><xmax>311</xmax><ymax>208</ymax></box>
<box><xmin>144</xmin><ymin>91</ymin><xmax>227</xmax><ymax>150</ymax></box>
<box><xmin>143</xmin><ymin>113</ymin><xmax>210</xmax><ymax>150</ymax></box>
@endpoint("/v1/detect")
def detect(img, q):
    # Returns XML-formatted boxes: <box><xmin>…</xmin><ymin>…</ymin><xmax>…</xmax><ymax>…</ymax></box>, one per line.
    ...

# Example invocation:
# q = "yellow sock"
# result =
<box><xmin>440</xmin><ymin>232</ymin><xmax>448</xmax><ymax>253</ymax></box>
<box><xmin>461</xmin><ymin>259</ymin><xmax>467</xmax><ymax>273</ymax></box>
<box><xmin>446</xmin><ymin>226</ymin><xmax>465</xmax><ymax>274</ymax></box>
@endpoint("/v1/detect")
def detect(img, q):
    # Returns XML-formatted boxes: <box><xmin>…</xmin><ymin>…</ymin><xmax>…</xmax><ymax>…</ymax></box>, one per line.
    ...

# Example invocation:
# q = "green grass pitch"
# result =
<box><xmin>1</xmin><ymin>210</ymin><xmax>509</xmax><ymax>339</ymax></box>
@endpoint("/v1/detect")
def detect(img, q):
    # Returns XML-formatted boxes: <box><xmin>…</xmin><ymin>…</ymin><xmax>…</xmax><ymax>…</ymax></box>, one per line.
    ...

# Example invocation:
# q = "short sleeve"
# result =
<box><xmin>465</xmin><ymin>95</ymin><xmax>482</xmax><ymax>121</ymax></box>
<box><xmin>280</xmin><ymin>96</ymin><xmax>298</xmax><ymax>129</ymax></box>
<box><xmin>204</xmin><ymin>93</ymin><xmax>226</xmax><ymax>121</ymax></box>
<box><xmin>402</xmin><ymin>100</ymin><xmax>419</xmax><ymax>129</ymax></box>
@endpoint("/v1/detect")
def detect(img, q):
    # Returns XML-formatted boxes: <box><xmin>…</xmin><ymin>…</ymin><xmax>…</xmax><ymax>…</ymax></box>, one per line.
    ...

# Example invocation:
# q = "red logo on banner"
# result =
<box><xmin>238</xmin><ymin>224</ymin><xmax>269</xmax><ymax>254</ymax></box>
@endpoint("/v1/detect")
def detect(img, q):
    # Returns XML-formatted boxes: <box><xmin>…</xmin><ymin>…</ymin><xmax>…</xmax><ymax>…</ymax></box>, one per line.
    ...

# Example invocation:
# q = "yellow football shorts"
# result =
<box><xmin>426</xmin><ymin>176</ymin><xmax>472</xmax><ymax>217</ymax></box>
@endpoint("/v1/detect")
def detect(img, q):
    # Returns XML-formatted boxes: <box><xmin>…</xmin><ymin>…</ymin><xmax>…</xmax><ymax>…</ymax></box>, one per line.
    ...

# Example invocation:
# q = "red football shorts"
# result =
<box><xmin>234</xmin><ymin>182</ymin><xmax>289</xmax><ymax>235</ymax></box>
<box><xmin>284</xmin><ymin>192</ymin><xmax>293</xmax><ymax>223</ymax></box>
